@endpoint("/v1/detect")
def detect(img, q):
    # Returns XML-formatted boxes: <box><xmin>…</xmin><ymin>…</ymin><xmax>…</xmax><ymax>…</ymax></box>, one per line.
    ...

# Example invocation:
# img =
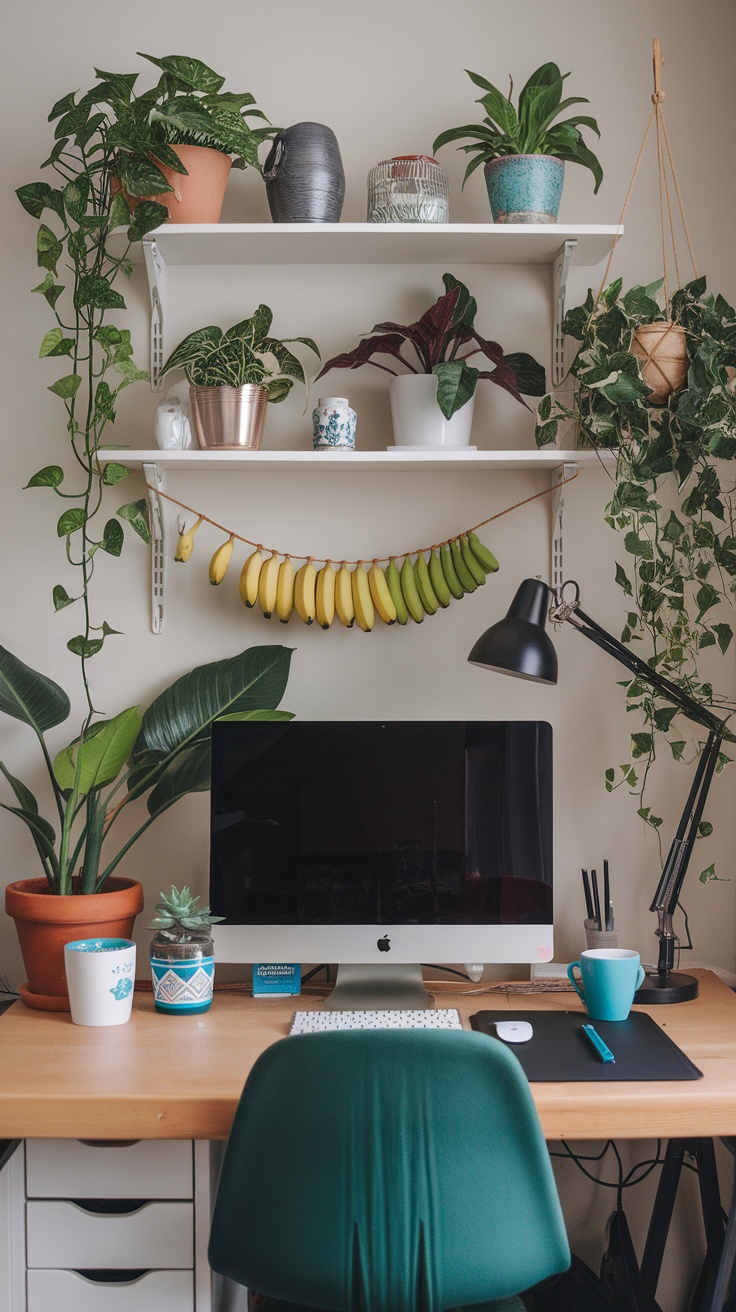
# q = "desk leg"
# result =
<box><xmin>704</xmin><ymin>1139</ymin><xmax>736</xmax><ymax>1312</ymax></box>
<box><xmin>641</xmin><ymin>1139</ymin><xmax>724</xmax><ymax>1311</ymax></box>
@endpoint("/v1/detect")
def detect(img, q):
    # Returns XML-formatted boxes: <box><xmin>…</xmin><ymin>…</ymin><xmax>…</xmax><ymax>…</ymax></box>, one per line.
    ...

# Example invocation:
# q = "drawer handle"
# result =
<box><xmin>73</xmin><ymin>1269</ymin><xmax>149</xmax><ymax>1284</ymax></box>
<box><xmin>78</xmin><ymin>1139</ymin><xmax>140</xmax><ymax>1148</ymax></box>
<box><xmin>71</xmin><ymin>1198</ymin><xmax>147</xmax><ymax>1215</ymax></box>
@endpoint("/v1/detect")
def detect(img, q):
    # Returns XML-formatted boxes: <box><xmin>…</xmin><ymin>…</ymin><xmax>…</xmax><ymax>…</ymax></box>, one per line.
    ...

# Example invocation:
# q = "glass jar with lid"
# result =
<box><xmin>367</xmin><ymin>156</ymin><xmax>449</xmax><ymax>224</ymax></box>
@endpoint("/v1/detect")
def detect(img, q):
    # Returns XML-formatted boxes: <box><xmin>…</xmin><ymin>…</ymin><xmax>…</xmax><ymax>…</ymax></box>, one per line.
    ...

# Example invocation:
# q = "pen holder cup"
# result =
<box><xmin>584</xmin><ymin>918</ymin><xmax>618</xmax><ymax>951</ymax></box>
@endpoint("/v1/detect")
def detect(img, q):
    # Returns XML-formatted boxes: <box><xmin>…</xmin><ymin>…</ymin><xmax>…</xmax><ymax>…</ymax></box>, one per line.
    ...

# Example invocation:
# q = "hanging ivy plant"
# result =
<box><xmin>535</xmin><ymin>275</ymin><xmax>736</xmax><ymax>876</ymax></box>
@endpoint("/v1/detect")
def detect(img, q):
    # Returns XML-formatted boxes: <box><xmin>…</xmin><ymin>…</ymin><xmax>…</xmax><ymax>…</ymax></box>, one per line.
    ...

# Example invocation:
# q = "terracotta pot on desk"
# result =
<box><xmin>5</xmin><ymin>877</ymin><xmax>144</xmax><ymax>1012</ymax></box>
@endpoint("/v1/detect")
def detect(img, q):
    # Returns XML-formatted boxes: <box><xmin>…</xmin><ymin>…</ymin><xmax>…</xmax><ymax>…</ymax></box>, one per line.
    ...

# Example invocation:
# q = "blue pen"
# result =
<box><xmin>582</xmin><ymin>1023</ymin><xmax>616</xmax><ymax>1064</ymax></box>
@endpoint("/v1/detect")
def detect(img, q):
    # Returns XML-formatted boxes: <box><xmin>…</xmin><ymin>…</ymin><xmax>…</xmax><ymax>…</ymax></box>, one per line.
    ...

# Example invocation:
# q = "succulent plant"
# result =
<box><xmin>148</xmin><ymin>885</ymin><xmax>224</xmax><ymax>939</ymax></box>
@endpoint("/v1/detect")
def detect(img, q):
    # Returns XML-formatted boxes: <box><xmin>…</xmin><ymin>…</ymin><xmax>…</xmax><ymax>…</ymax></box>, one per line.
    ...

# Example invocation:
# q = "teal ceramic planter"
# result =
<box><xmin>484</xmin><ymin>155</ymin><xmax>564</xmax><ymax>224</ymax></box>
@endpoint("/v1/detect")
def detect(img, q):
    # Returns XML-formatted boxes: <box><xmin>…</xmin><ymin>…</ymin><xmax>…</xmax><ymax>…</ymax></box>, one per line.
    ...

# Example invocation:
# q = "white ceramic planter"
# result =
<box><xmin>389</xmin><ymin>374</ymin><xmax>475</xmax><ymax>448</ymax></box>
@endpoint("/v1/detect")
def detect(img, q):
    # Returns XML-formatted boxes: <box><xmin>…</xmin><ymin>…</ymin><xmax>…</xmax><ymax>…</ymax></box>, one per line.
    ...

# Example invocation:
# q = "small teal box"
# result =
<box><xmin>253</xmin><ymin>963</ymin><xmax>301</xmax><ymax>996</ymax></box>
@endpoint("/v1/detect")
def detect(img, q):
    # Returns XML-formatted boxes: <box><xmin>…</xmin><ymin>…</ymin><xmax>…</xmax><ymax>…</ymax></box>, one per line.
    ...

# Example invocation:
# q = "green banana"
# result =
<box><xmin>440</xmin><ymin>543</ymin><xmax>465</xmax><ymax>599</ymax></box>
<box><xmin>414</xmin><ymin>552</ymin><xmax>439</xmax><ymax>615</ymax></box>
<box><xmin>460</xmin><ymin>534</ymin><xmax>486</xmax><ymax>586</ymax></box>
<box><xmin>427</xmin><ymin>549</ymin><xmax>451</xmax><ymax>607</ymax></box>
<box><xmin>384</xmin><ymin>559</ymin><xmax>408</xmax><ymax>625</ymax></box>
<box><xmin>451</xmin><ymin>538</ymin><xmax>477</xmax><ymax>593</ymax></box>
<box><xmin>400</xmin><ymin>557</ymin><xmax>424</xmax><ymax>623</ymax></box>
<box><xmin>467</xmin><ymin>531</ymin><xmax>500</xmax><ymax>574</ymax></box>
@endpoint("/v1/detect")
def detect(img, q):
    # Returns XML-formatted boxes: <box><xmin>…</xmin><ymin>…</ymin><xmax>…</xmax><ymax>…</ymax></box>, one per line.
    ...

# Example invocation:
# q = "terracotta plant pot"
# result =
<box><xmin>5</xmin><ymin>877</ymin><xmax>144</xmax><ymax>1011</ymax></box>
<box><xmin>131</xmin><ymin>143</ymin><xmax>232</xmax><ymax>224</ymax></box>
<box><xmin>631</xmin><ymin>322</ymin><xmax>689</xmax><ymax>406</ymax></box>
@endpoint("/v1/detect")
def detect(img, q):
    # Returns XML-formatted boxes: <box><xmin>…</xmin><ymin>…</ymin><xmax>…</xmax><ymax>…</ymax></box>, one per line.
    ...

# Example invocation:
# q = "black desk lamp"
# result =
<box><xmin>468</xmin><ymin>578</ymin><xmax>730</xmax><ymax>1004</ymax></box>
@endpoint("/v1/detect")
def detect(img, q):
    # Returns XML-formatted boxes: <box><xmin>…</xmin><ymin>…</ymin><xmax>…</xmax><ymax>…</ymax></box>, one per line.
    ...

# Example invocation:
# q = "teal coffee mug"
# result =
<box><xmin>567</xmin><ymin>948</ymin><xmax>646</xmax><ymax>1022</ymax></box>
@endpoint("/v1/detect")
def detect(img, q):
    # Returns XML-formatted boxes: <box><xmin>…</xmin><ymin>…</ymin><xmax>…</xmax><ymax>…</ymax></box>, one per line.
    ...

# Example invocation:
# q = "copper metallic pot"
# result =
<box><xmin>189</xmin><ymin>384</ymin><xmax>269</xmax><ymax>450</ymax></box>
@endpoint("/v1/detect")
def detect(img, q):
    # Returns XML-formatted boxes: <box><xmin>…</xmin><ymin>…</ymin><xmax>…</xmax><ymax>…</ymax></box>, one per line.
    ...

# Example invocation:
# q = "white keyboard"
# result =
<box><xmin>290</xmin><ymin>1008</ymin><xmax>464</xmax><ymax>1034</ymax></box>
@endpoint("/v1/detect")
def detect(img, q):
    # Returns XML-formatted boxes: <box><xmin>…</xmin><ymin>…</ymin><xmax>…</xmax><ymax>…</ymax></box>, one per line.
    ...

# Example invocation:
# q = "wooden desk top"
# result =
<box><xmin>1</xmin><ymin>970</ymin><xmax>735</xmax><ymax>1142</ymax></box>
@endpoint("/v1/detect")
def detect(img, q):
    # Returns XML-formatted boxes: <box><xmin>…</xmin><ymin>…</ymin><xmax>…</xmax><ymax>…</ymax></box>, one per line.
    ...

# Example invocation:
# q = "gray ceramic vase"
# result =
<box><xmin>263</xmin><ymin>122</ymin><xmax>345</xmax><ymax>223</ymax></box>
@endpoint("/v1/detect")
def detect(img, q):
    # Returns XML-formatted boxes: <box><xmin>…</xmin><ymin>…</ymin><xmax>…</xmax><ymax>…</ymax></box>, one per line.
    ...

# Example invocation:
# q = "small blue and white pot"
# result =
<box><xmin>150</xmin><ymin>939</ymin><xmax>214</xmax><ymax>1015</ymax></box>
<box><xmin>484</xmin><ymin>155</ymin><xmax>564</xmax><ymax>224</ymax></box>
<box><xmin>312</xmin><ymin>396</ymin><xmax>356</xmax><ymax>450</ymax></box>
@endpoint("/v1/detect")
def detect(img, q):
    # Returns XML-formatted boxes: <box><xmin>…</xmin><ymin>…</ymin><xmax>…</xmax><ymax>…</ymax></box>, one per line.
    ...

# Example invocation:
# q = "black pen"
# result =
<box><xmin>582</xmin><ymin>868</ymin><xmax>594</xmax><ymax>921</ymax></box>
<box><xmin>603</xmin><ymin>859</ymin><xmax>613</xmax><ymax>931</ymax></box>
<box><xmin>591</xmin><ymin>868</ymin><xmax>602</xmax><ymax>931</ymax></box>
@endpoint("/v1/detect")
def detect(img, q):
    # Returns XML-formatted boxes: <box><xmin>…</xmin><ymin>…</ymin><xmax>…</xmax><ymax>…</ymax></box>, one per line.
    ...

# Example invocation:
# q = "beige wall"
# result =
<box><xmin>1</xmin><ymin>2</ymin><xmax>735</xmax><ymax>1305</ymax></box>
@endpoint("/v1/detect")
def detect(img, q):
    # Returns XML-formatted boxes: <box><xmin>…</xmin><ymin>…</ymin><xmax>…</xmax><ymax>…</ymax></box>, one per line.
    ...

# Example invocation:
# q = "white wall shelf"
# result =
<box><xmin>138</xmin><ymin>223</ymin><xmax>622</xmax><ymax>390</ymax></box>
<box><xmin>106</xmin><ymin>447</ymin><xmax>609</xmax><ymax>474</ymax></box>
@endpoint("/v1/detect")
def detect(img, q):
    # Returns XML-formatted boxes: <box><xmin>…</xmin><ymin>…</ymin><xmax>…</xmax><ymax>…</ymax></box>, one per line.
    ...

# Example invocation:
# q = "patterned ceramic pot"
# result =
<box><xmin>312</xmin><ymin>396</ymin><xmax>356</xmax><ymax>450</ymax></box>
<box><xmin>263</xmin><ymin>122</ymin><xmax>345</xmax><ymax>223</ymax></box>
<box><xmin>484</xmin><ymin>155</ymin><xmax>564</xmax><ymax>224</ymax></box>
<box><xmin>150</xmin><ymin>933</ymin><xmax>214</xmax><ymax>1015</ymax></box>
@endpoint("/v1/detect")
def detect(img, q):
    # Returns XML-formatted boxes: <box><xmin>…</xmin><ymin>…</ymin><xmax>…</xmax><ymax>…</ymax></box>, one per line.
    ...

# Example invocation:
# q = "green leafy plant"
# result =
<box><xmin>0</xmin><ymin>643</ymin><xmax>293</xmax><ymax>895</ymax></box>
<box><xmin>316</xmin><ymin>273</ymin><xmax>545</xmax><ymax>418</ymax></box>
<box><xmin>106</xmin><ymin>53</ymin><xmax>276</xmax><ymax>198</ymax></box>
<box><xmin>535</xmin><ymin>276</ymin><xmax>736</xmax><ymax>869</ymax></box>
<box><xmin>147</xmin><ymin>885</ymin><xmax>223</xmax><ymax>939</ymax></box>
<box><xmin>161</xmin><ymin>305</ymin><xmax>320</xmax><ymax>402</ymax></box>
<box><xmin>432</xmin><ymin>62</ymin><xmax>602</xmax><ymax>192</ymax></box>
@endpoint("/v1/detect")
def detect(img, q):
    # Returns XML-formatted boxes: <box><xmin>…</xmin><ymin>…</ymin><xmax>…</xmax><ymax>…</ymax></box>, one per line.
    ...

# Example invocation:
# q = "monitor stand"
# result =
<box><xmin>325</xmin><ymin>964</ymin><xmax>433</xmax><ymax>1011</ymax></box>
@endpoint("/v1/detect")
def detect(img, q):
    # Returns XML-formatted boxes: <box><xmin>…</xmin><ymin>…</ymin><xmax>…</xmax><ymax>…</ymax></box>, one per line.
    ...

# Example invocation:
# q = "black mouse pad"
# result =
<box><xmin>470</xmin><ymin>1010</ymin><xmax>702</xmax><ymax>1081</ymax></box>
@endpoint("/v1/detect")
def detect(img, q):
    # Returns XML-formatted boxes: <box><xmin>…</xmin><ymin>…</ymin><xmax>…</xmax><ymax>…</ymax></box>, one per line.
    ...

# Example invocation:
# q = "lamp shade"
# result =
<box><xmin>468</xmin><ymin>579</ymin><xmax>558</xmax><ymax>684</ymax></box>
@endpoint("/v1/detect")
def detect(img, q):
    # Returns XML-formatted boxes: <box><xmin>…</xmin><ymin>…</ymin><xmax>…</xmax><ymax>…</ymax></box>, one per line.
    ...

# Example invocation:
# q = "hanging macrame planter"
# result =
<box><xmin>598</xmin><ymin>38</ymin><xmax>697</xmax><ymax>408</ymax></box>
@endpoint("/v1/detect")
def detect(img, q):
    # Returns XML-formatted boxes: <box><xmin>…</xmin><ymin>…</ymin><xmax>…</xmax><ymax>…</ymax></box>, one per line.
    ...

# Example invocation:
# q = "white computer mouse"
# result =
<box><xmin>494</xmin><ymin>1020</ymin><xmax>534</xmax><ymax>1044</ymax></box>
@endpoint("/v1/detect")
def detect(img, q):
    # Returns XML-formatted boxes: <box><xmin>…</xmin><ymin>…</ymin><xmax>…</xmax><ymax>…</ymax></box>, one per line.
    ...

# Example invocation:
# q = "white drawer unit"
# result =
<box><xmin>20</xmin><ymin>1139</ymin><xmax>213</xmax><ymax>1312</ymax></box>
<box><xmin>26</xmin><ymin>1199</ymin><xmax>194</xmax><ymax>1269</ymax></box>
<box><xmin>27</xmin><ymin>1268</ymin><xmax>193</xmax><ymax>1312</ymax></box>
<box><xmin>25</xmin><ymin>1138</ymin><xmax>193</xmax><ymax>1199</ymax></box>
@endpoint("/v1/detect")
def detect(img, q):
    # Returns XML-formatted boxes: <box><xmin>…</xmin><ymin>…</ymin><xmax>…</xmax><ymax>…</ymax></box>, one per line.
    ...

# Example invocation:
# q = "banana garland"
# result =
<box><xmin>175</xmin><ymin>521</ymin><xmax>499</xmax><ymax>631</ymax></box>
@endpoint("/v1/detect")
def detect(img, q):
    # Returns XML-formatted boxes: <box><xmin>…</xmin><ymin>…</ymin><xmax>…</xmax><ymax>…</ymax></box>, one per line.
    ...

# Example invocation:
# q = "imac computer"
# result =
<box><xmin>209</xmin><ymin>720</ymin><xmax>553</xmax><ymax>1009</ymax></box>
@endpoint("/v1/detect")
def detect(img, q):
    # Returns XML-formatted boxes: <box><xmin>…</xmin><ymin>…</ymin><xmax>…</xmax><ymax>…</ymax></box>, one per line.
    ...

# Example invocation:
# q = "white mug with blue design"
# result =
<box><xmin>64</xmin><ymin>937</ymin><xmax>136</xmax><ymax>1026</ymax></box>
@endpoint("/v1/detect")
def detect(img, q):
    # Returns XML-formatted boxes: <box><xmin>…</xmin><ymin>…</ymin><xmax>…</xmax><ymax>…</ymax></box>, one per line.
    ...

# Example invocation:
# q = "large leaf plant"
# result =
<box><xmin>432</xmin><ymin>62</ymin><xmax>602</xmax><ymax>193</ymax></box>
<box><xmin>535</xmin><ymin>275</ymin><xmax>736</xmax><ymax>876</ymax></box>
<box><xmin>317</xmin><ymin>273</ymin><xmax>546</xmax><ymax>418</ymax></box>
<box><xmin>0</xmin><ymin>643</ymin><xmax>293</xmax><ymax>895</ymax></box>
<box><xmin>161</xmin><ymin>305</ymin><xmax>320</xmax><ymax>401</ymax></box>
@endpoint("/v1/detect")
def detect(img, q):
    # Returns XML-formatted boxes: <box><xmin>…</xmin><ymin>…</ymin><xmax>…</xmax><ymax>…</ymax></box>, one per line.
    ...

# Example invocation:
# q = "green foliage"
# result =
<box><xmin>535</xmin><ymin>277</ymin><xmax>736</xmax><ymax>861</ymax></box>
<box><xmin>433</xmin><ymin>62</ymin><xmax>603</xmax><ymax>193</ymax></box>
<box><xmin>147</xmin><ymin>884</ymin><xmax>225</xmax><ymax>937</ymax></box>
<box><xmin>161</xmin><ymin>306</ymin><xmax>320</xmax><ymax>401</ymax></box>
<box><xmin>316</xmin><ymin>273</ymin><xmax>545</xmax><ymax>420</ymax></box>
<box><xmin>0</xmin><ymin>643</ymin><xmax>293</xmax><ymax>895</ymax></box>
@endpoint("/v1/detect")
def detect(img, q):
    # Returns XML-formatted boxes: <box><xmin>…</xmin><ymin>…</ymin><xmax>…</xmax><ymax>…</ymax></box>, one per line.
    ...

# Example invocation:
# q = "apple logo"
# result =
<box><xmin>377</xmin><ymin>935</ymin><xmax>391</xmax><ymax>952</ymax></box>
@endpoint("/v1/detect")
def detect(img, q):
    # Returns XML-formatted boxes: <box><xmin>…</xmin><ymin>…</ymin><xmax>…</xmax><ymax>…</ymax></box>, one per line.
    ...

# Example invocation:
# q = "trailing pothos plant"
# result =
<box><xmin>0</xmin><ymin>643</ymin><xmax>293</xmax><ymax>895</ymax></box>
<box><xmin>535</xmin><ymin>275</ymin><xmax>736</xmax><ymax>877</ymax></box>
<box><xmin>317</xmin><ymin>272</ymin><xmax>546</xmax><ymax>418</ymax></box>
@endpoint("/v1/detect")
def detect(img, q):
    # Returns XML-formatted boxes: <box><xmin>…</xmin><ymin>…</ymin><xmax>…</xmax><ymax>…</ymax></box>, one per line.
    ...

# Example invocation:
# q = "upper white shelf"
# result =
<box><xmin>141</xmin><ymin>222</ymin><xmax>623</xmax><ymax>268</ymax></box>
<box><xmin>106</xmin><ymin>448</ymin><xmax>609</xmax><ymax>474</ymax></box>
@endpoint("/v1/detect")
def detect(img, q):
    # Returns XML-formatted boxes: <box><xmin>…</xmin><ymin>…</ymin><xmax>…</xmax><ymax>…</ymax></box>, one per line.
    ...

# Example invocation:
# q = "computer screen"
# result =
<box><xmin>209</xmin><ymin>720</ymin><xmax>553</xmax><ymax>1003</ymax></box>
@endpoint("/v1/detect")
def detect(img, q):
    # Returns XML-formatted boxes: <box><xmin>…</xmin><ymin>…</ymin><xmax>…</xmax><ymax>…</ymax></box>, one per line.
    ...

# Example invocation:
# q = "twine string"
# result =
<box><xmin>146</xmin><ymin>468</ymin><xmax>580</xmax><ymax>567</ymax></box>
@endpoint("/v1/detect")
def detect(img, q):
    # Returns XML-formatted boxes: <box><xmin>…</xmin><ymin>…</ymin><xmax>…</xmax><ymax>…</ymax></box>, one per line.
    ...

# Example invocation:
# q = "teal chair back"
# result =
<box><xmin>209</xmin><ymin>1029</ymin><xmax>570</xmax><ymax>1312</ymax></box>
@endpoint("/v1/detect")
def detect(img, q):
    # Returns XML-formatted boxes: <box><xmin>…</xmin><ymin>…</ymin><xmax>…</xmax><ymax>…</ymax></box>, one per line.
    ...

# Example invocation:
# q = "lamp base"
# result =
<box><xmin>635</xmin><ymin>970</ymin><xmax>698</xmax><ymax>1005</ymax></box>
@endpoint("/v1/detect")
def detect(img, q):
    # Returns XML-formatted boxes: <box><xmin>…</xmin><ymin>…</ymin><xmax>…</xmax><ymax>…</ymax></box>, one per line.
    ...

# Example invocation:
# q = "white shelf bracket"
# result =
<box><xmin>550</xmin><ymin>462</ymin><xmax>578</xmax><ymax>598</ymax></box>
<box><xmin>143</xmin><ymin>239</ymin><xmax>166</xmax><ymax>392</ymax></box>
<box><xmin>143</xmin><ymin>461</ymin><xmax>166</xmax><ymax>634</ymax></box>
<box><xmin>551</xmin><ymin>240</ymin><xmax>577</xmax><ymax>388</ymax></box>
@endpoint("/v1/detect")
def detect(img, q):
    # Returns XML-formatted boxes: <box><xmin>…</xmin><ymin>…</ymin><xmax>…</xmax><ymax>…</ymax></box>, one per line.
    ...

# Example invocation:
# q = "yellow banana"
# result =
<box><xmin>294</xmin><ymin>560</ymin><xmax>317</xmax><ymax>625</ymax></box>
<box><xmin>414</xmin><ymin>552</ymin><xmax>439</xmax><ymax>615</ymax></box>
<box><xmin>384</xmin><ymin>558</ymin><xmax>408</xmax><ymax>625</ymax></box>
<box><xmin>335</xmin><ymin>562</ymin><xmax>355</xmax><ymax>628</ymax></box>
<box><xmin>368</xmin><ymin>561</ymin><xmax>397</xmax><ymax>624</ymax></box>
<box><xmin>258</xmin><ymin>553</ymin><xmax>280</xmax><ymax>618</ymax></box>
<box><xmin>467</xmin><ymin>531</ymin><xmax>500</xmax><ymax>574</ymax></box>
<box><xmin>175</xmin><ymin>516</ymin><xmax>204</xmax><ymax>563</ymax></box>
<box><xmin>400</xmin><ymin>557</ymin><xmax>424</xmax><ymax>623</ymax></box>
<box><xmin>209</xmin><ymin>535</ymin><xmax>234</xmax><ymax>586</ymax></box>
<box><xmin>276</xmin><ymin>557</ymin><xmax>295</xmax><ymax>623</ymax></box>
<box><xmin>239</xmin><ymin>549</ymin><xmax>264</xmax><ymax>607</ymax></box>
<box><xmin>428</xmin><ymin>548</ymin><xmax>451</xmax><ymax>607</ymax></box>
<box><xmin>315</xmin><ymin>562</ymin><xmax>337</xmax><ymax>629</ymax></box>
<box><xmin>351</xmin><ymin>563</ymin><xmax>375</xmax><ymax>632</ymax></box>
<box><xmin>460</xmin><ymin>534</ymin><xmax>486</xmax><ymax>586</ymax></box>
